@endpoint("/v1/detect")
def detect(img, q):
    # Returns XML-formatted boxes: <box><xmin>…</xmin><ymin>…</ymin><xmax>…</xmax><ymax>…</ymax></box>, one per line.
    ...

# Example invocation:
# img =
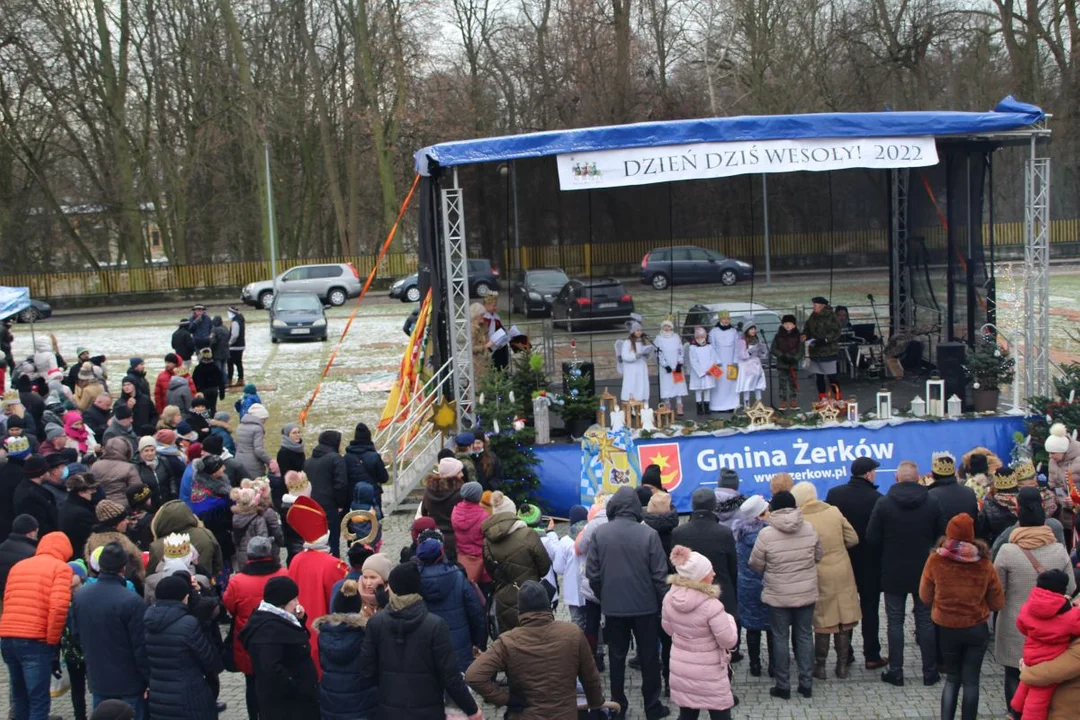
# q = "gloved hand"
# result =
<box><xmin>675</xmin><ymin>363</ymin><xmax>683</xmax><ymax>373</ymax></box>
<box><xmin>664</xmin><ymin>365</ymin><xmax>672</xmax><ymax>373</ymax></box>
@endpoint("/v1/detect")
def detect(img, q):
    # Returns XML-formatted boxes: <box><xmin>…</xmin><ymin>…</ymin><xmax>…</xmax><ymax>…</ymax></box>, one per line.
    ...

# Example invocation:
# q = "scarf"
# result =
<box><xmin>63</xmin><ymin>411</ymin><xmax>88</xmax><ymax>451</ymax></box>
<box><xmin>1009</xmin><ymin>524</ymin><xmax>1056</xmax><ymax>549</ymax></box>
<box><xmin>936</xmin><ymin>539</ymin><xmax>981</xmax><ymax>563</ymax></box>
<box><xmin>360</xmin><ymin>589</ymin><xmax>381</xmax><ymax>617</ymax></box>
<box><xmin>256</xmin><ymin>600</ymin><xmax>301</xmax><ymax>627</ymax></box>
<box><xmin>303</xmin><ymin>536</ymin><xmax>331</xmax><ymax>553</ymax></box>
<box><xmin>280</xmin><ymin>424</ymin><xmax>304</xmax><ymax>453</ymax></box>
<box><xmin>143</xmin><ymin>458</ymin><xmax>158</xmax><ymax>471</ymax></box>
<box><xmin>389</xmin><ymin>592</ymin><xmax>423</xmax><ymax>612</ymax></box>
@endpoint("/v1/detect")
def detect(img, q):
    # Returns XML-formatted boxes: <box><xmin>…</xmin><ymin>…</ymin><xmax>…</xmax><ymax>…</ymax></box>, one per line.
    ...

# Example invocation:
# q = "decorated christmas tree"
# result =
<box><xmin>474</xmin><ymin>367</ymin><xmax>541</xmax><ymax>506</ymax></box>
<box><xmin>509</xmin><ymin>347</ymin><xmax>549</xmax><ymax>422</ymax></box>
<box><xmin>555</xmin><ymin>361</ymin><xmax>596</xmax><ymax>436</ymax></box>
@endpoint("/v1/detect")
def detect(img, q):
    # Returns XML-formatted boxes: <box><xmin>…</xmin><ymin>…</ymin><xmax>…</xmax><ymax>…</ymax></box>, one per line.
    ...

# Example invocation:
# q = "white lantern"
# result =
<box><xmin>533</xmin><ymin>396</ymin><xmax>551</xmax><ymax>444</ymax></box>
<box><xmin>910</xmin><ymin>395</ymin><xmax>926</xmax><ymax>417</ymax></box>
<box><xmin>947</xmin><ymin>394</ymin><xmax>963</xmax><ymax>418</ymax></box>
<box><xmin>876</xmin><ymin>389</ymin><xmax>892</xmax><ymax>420</ymax></box>
<box><xmin>926</xmin><ymin>377</ymin><xmax>946</xmax><ymax>417</ymax></box>
<box><xmin>846</xmin><ymin>400</ymin><xmax>859</xmax><ymax>423</ymax></box>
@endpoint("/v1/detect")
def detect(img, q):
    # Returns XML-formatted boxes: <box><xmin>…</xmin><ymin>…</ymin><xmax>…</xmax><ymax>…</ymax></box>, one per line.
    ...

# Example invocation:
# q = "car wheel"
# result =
<box><xmin>405</xmin><ymin>286</ymin><xmax>420</xmax><ymax>303</ymax></box>
<box><xmin>271</xmin><ymin>336</ymin><xmax>279</xmax><ymax>344</ymax></box>
<box><xmin>474</xmin><ymin>282</ymin><xmax>492</xmax><ymax>297</ymax></box>
<box><xmin>328</xmin><ymin>288</ymin><xmax>348</xmax><ymax>306</ymax></box>
<box><xmin>320</xmin><ymin>334</ymin><xmax>329</xmax><ymax>342</ymax></box>
<box><xmin>720</xmin><ymin>269</ymin><xmax>738</xmax><ymax>286</ymax></box>
<box><xmin>259</xmin><ymin>291</ymin><xmax>274</xmax><ymax>309</ymax></box>
<box><xmin>18</xmin><ymin>307</ymin><xmax>39</xmax><ymax>323</ymax></box>
<box><xmin>650</xmin><ymin>273</ymin><xmax>669</xmax><ymax>290</ymax></box>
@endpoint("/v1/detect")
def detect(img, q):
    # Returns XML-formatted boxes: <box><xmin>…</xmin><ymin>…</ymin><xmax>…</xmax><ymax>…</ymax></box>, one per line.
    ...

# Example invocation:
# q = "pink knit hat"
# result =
<box><xmin>670</xmin><ymin>545</ymin><xmax>713</xmax><ymax>582</ymax></box>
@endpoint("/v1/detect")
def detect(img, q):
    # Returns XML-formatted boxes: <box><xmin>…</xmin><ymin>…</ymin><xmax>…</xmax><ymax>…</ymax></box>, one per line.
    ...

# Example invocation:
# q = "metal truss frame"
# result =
<box><xmin>890</xmin><ymin>168</ymin><xmax>913</xmax><ymax>332</ymax></box>
<box><xmin>440</xmin><ymin>169</ymin><xmax>477</xmax><ymax>431</ymax></box>
<box><xmin>1023</xmin><ymin>143</ymin><xmax>1051</xmax><ymax>401</ymax></box>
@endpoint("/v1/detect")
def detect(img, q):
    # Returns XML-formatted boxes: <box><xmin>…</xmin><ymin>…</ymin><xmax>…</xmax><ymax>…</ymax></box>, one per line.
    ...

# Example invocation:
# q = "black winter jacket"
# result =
<box><xmin>82</xmin><ymin>404</ymin><xmax>111</xmax><ymax>444</ymax></box>
<box><xmin>210</xmin><ymin>323</ymin><xmax>231</xmax><ymax>362</ymax></box>
<box><xmin>866</xmin><ymin>482</ymin><xmax>945</xmax><ymax>595</ymax></box>
<box><xmin>825</xmin><ymin>475</ymin><xmax>884</xmax><ymax>593</ymax></box>
<box><xmin>418</xmin><ymin>560</ymin><xmax>486</xmax><ymax>672</ymax></box>
<box><xmin>71</xmin><ymin>573</ymin><xmax>149</xmax><ymax>696</ymax></box>
<box><xmin>59</xmin><ymin>493</ymin><xmax>97</xmax><ymax>560</ymax></box>
<box><xmin>305</xmin><ymin>443</ymin><xmax>348</xmax><ymax>516</ymax></box>
<box><xmin>192</xmin><ymin>362</ymin><xmax>223</xmax><ymax>402</ymax></box>
<box><xmin>239</xmin><ymin>609</ymin><xmax>320</xmax><ymax>720</ymax></box>
<box><xmin>12</xmin><ymin>479</ymin><xmax>58</xmax><ymax>537</ymax></box>
<box><xmin>0</xmin><ymin>458</ymin><xmax>26</xmax><ymax>538</ymax></box>
<box><xmin>670</xmin><ymin>510</ymin><xmax>739</xmax><ymax>620</ymax></box>
<box><xmin>0</xmin><ymin>533</ymin><xmax>37</xmax><ymax>595</ymax></box>
<box><xmin>314</xmin><ymin>613</ymin><xmax>377</xmax><ymax>720</ymax></box>
<box><xmin>927</xmin><ymin>476</ymin><xmax>978</xmax><ymax>526</ymax></box>
<box><xmin>144</xmin><ymin>600</ymin><xmax>221</xmax><ymax>720</ymax></box>
<box><xmin>642</xmin><ymin>509</ymin><xmax>680</xmax><ymax>573</ymax></box>
<box><xmin>276</xmin><ymin>446</ymin><xmax>306</xmax><ymax>479</ymax></box>
<box><xmin>344</xmin><ymin>441</ymin><xmax>386</xmax><ymax>508</ymax></box>
<box><xmin>358</xmin><ymin>598</ymin><xmax>479</xmax><ymax>720</ymax></box>
<box><xmin>585</xmin><ymin>486</ymin><xmax>669</xmax><ymax>617</ymax></box>
<box><xmin>171</xmin><ymin>327</ymin><xmax>195</xmax><ymax>362</ymax></box>
<box><xmin>135</xmin><ymin>460</ymin><xmax>169</xmax><ymax>510</ymax></box>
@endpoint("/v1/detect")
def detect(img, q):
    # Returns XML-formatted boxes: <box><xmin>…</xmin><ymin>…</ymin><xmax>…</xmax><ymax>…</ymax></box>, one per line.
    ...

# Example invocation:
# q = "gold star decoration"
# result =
<box><xmin>429</xmin><ymin>397</ymin><xmax>457</xmax><ymax>433</ymax></box>
<box><xmin>745</xmin><ymin>401</ymin><xmax>775</xmax><ymax>427</ymax></box>
<box><xmin>816</xmin><ymin>403</ymin><xmax>841</xmax><ymax>424</ymax></box>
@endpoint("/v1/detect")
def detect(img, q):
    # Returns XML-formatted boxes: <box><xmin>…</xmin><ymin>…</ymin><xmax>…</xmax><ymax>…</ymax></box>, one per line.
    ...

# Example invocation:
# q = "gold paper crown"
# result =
<box><xmin>162</xmin><ymin>532</ymin><xmax>192</xmax><ymax>559</ymax></box>
<box><xmin>931</xmin><ymin>452</ymin><xmax>956</xmax><ymax>477</ymax></box>
<box><xmin>1013</xmin><ymin>461</ymin><xmax>1037</xmax><ymax>483</ymax></box>
<box><xmin>3</xmin><ymin>436</ymin><xmax>29</xmax><ymax>453</ymax></box>
<box><xmin>660</xmin><ymin>314</ymin><xmax>676</xmax><ymax>329</ymax></box>
<box><xmin>286</xmin><ymin>471</ymin><xmax>310</xmax><ymax>493</ymax></box>
<box><xmin>993</xmin><ymin>469</ymin><xmax>1018</xmax><ymax>492</ymax></box>
<box><xmin>2</xmin><ymin>390</ymin><xmax>19</xmax><ymax>405</ymax></box>
<box><xmin>131</xmin><ymin>486</ymin><xmax>151</xmax><ymax>503</ymax></box>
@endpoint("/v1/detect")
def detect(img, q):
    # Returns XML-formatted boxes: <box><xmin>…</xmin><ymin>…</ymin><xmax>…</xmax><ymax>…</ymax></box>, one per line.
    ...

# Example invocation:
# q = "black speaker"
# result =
<box><xmin>936</xmin><ymin>342</ymin><xmax>967</xmax><ymax>408</ymax></box>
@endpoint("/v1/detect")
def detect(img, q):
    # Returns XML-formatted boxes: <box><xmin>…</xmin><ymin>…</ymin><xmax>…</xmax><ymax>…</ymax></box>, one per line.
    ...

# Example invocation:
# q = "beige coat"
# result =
<box><xmin>800</xmin><ymin>500</ymin><xmax>861</xmax><ymax>630</ymax></box>
<box><xmin>748</xmin><ymin>508</ymin><xmax>822</xmax><ymax>608</ymax></box>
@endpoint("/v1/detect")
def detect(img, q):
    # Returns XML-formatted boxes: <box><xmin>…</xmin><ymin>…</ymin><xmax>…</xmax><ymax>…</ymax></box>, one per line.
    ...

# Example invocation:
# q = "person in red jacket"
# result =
<box><xmin>0</xmin><ymin>531</ymin><xmax>75</xmax><ymax>720</ymax></box>
<box><xmin>223</xmin><ymin>535</ymin><xmax>289</xmax><ymax>720</ymax></box>
<box><xmin>154</xmin><ymin>354</ymin><xmax>197</xmax><ymax>416</ymax></box>
<box><xmin>1011</xmin><ymin>569</ymin><xmax>1080</xmax><ymax>719</ymax></box>
<box><xmin>286</xmin><ymin>496</ymin><xmax>347</xmax><ymax>676</ymax></box>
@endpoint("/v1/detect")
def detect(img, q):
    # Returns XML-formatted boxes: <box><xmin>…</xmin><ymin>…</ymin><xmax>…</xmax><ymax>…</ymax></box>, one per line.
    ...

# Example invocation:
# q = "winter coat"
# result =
<box><xmin>799</xmin><ymin>499</ymin><xmax>861</xmax><ymax>629</ymax></box>
<box><xmin>927</xmin><ymin>476</ymin><xmax>978</xmax><ymax>525</ymax></box>
<box><xmin>671</xmin><ymin>510</ymin><xmax>740</xmax><ymax>621</ymax></box>
<box><xmin>749</xmin><ymin>507</ymin><xmax>822</xmax><ymax>608</ymax></box>
<box><xmin>232</xmin><ymin>506</ymin><xmax>283</xmax><ymax>568</ymax></box>
<box><xmin>148</xmin><ymin>500</ymin><xmax>224</xmax><ymax>579</ymax></box>
<box><xmin>314</xmin><ymin>613</ymin><xmax>377</xmax><ymax>720</ymax></box>
<box><xmin>451</xmin><ymin>500</ymin><xmax>489</xmax><ymax>558</ymax></box>
<box><xmin>240</xmin><ymin>609</ymin><xmax>320</xmax><ymax>720</ymax></box>
<box><xmin>642</xmin><ymin>509</ymin><xmax>679</xmax><ymax>571</ymax></box>
<box><xmin>713</xmin><ymin>488</ymin><xmax>747</xmax><ymax>529</ymax></box>
<box><xmin>102</xmin><ymin>418</ymin><xmax>139</xmax><ymax>456</ymax></box>
<box><xmin>770</xmin><ymin>326</ymin><xmax>804</xmax><ymax>368</ymax></box>
<box><xmin>344</xmin><ymin>439</ymin><xmax>389</xmax><ymax>488</ymax></box>
<box><xmin>0</xmin><ymin>457</ymin><xmax>26</xmax><ymax>538</ymax></box>
<box><xmin>81</xmin><ymin>403</ymin><xmax>110</xmax><ymax>444</ymax></box>
<box><xmin>1019</xmin><ymin>637</ymin><xmax>1080</xmax><ymax>720</ymax></box>
<box><xmin>73</xmin><ymin>382</ymin><xmax>105</xmax><ymax>412</ymax></box>
<box><xmin>154</xmin><ymin>370</ymin><xmax>173</xmax><ymax>415</ymax></box>
<box><xmin>733</xmin><ymin>519</ymin><xmax>769</xmax><ymax>630</ymax></box>
<box><xmin>1047</xmin><ymin>433</ymin><xmax>1080</xmax><ymax>500</ymax></box>
<box><xmin>305</xmin><ymin>442</ymin><xmax>348</xmax><ymax>519</ymax></box>
<box><xmin>661</xmin><ymin>577</ymin><xmax>738</xmax><ymax>712</ymax></box>
<box><xmin>92</xmin><ymin>437</ymin><xmax>143</xmax><ymax>508</ymax></box>
<box><xmin>59</xmin><ymin>492</ymin><xmax>96</xmax><ymax>563</ymax></box>
<box><xmin>166</xmin><ymin>374</ymin><xmax>193</xmax><ymax>414</ymax></box>
<box><xmin>144</xmin><ymin>599</ymin><xmax>222</xmax><ymax>720</ymax></box>
<box><xmin>0</xmin><ymin>532</ymin><xmax>72</xmax><ymax>644</ymax></box>
<box><xmin>919</xmin><ymin>539</ymin><xmax>1004</xmax><ymax>629</ymax></box>
<box><xmin>995</xmin><ymin>532</ymin><xmax>1075</xmax><ymax>667</ymax></box>
<box><xmin>466</xmin><ymin>610</ymin><xmax>604</xmax><ymax>720</ymax></box>
<box><xmin>866</xmin><ymin>482</ymin><xmax>945</xmax><ymax>595</ymax></box>
<box><xmin>71</xmin><ymin>573</ymin><xmax>149</xmax><ymax>696</ymax></box>
<box><xmin>418</xmin><ymin>560</ymin><xmax>486</xmax><ymax>673</ymax></box>
<box><xmin>585</xmin><ymin>486</ymin><xmax>668</xmax><ymax>618</ymax></box>
<box><xmin>235</xmin><ymin>414</ymin><xmax>271</xmax><ymax>479</ymax></box>
<box><xmin>189</xmin><ymin>313</ymin><xmax>213</xmax><ymax>348</ymax></box>
<box><xmin>483</xmin><ymin>513</ymin><xmax>553</xmax><ymax>630</ymax></box>
<box><xmin>222</xmin><ymin>558</ymin><xmax>289</xmax><ymax>675</ymax></box>
<box><xmin>192</xmin><ymin>360</ymin><xmax>222</xmax><ymax>400</ymax></box>
<box><xmin>358</xmin><ymin>597</ymin><xmax>479</xmax><ymax>720</ymax></box>
<box><xmin>135</xmin><ymin>459</ymin><xmax>169</xmax><ymax>511</ymax></box>
<box><xmin>229</xmin><ymin>311</ymin><xmax>247</xmax><ymax>349</ymax></box>
<box><xmin>211</xmin><ymin>323</ymin><xmax>231</xmax><ymax>362</ymax></box>
<box><xmin>115</xmin><ymin>393</ymin><xmax>157</xmax><ymax>433</ymax></box>
<box><xmin>276</xmin><ymin>445</ymin><xmax>305</xmax><ymax>479</ymax></box>
<box><xmin>209</xmin><ymin>424</ymin><xmax>235</xmax><ymax>454</ymax></box>
<box><xmin>421</xmin><ymin>479</ymin><xmax>462</xmax><ymax>559</ymax></box>
<box><xmin>0</xmin><ymin>533</ymin><xmax>37</xmax><ymax>596</ymax></box>
<box><xmin>12</xmin><ymin>479</ymin><xmax>58</xmax><ymax>536</ymax></box>
<box><xmin>802</xmin><ymin>306</ymin><xmax>841</xmax><ymax>359</ymax></box>
<box><xmin>171</xmin><ymin>327</ymin><xmax>196</xmax><ymax>362</ymax></box>
<box><xmin>470</xmin><ymin>452</ymin><xmax>504</xmax><ymax>492</ymax></box>
<box><xmin>991</xmin><ymin>519</ymin><xmax>1066</xmax><ymax>561</ymax></box>
<box><xmin>980</xmin><ymin>491</ymin><xmax>1020</xmax><ymax>545</ymax></box>
<box><xmin>825</xmin><ymin>475</ymin><xmax>884</xmax><ymax>596</ymax></box>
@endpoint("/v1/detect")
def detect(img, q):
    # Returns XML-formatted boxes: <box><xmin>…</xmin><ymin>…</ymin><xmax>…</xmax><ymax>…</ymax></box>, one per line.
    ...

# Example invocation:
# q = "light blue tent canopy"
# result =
<box><xmin>0</xmin><ymin>287</ymin><xmax>30</xmax><ymax>319</ymax></box>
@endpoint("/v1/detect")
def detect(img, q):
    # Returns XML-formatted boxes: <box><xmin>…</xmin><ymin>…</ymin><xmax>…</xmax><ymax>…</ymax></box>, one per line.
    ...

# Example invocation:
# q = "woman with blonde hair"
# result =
<box><xmin>157</xmin><ymin>404</ymin><xmax>182</xmax><ymax>431</ymax></box>
<box><xmin>791</xmin><ymin>481</ymin><xmax>861</xmax><ymax>680</ymax></box>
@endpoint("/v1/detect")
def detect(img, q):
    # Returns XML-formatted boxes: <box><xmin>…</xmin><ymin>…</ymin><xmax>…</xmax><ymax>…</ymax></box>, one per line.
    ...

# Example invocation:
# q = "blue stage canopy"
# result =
<box><xmin>415</xmin><ymin>96</ymin><xmax>1044</xmax><ymax>175</ymax></box>
<box><xmin>0</xmin><ymin>287</ymin><xmax>30</xmax><ymax>320</ymax></box>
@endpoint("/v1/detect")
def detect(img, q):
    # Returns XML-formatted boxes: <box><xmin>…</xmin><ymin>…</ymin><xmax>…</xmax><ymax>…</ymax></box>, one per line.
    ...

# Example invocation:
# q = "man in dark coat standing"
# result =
<box><xmin>866</xmin><ymin>460</ymin><xmax>945</xmax><ymax>687</ymax></box>
<box><xmin>83</xmin><ymin>393</ymin><xmax>113</xmax><ymax>445</ymax></box>
<box><xmin>586</xmin><ymin>485</ymin><xmax>669</xmax><ymax>720</ymax></box>
<box><xmin>0</xmin><ymin>437</ymin><xmax>30</xmax><ymax>537</ymax></box>
<box><xmin>0</xmin><ymin>514</ymin><xmax>38</xmax><ymax>600</ymax></box>
<box><xmin>303</xmin><ymin>430</ymin><xmax>348</xmax><ymax>556</ymax></box>
<box><xmin>60</xmin><ymin>473</ymin><xmax>99</xmax><ymax>560</ymax></box>
<box><xmin>227</xmin><ymin>307</ymin><xmax>246</xmax><ymax>387</ymax></box>
<box><xmin>671</xmin><ymin>486</ymin><xmax>741</xmax><ymax>658</ymax></box>
<box><xmin>171</xmin><ymin>320</ymin><xmax>196</xmax><ymax>366</ymax></box>
<box><xmin>344</xmin><ymin>423</ymin><xmax>388</xmax><ymax>512</ymax></box>
<box><xmin>926</xmin><ymin>451</ymin><xmax>978</xmax><ymax>524</ymax></box>
<box><xmin>188</xmin><ymin>305</ymin><xmax>213</xmax><ymax>352</ymax></box>
<box><xmin>12</xmin><ymin>455</ymin><xmax>59</xmax><ymax>536</ymax></box>
<box><xmin>825</xmin><ymin>457</ymin><xmax>887</xmax><ymax>670</ymax></box>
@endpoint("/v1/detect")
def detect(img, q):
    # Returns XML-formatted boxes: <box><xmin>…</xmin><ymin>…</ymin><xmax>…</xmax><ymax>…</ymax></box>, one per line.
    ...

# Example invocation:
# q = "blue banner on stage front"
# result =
<box><xmin>532</xmin><ymin>416</ymin><xmax>1026</xmax><ymax>515</ymax></box>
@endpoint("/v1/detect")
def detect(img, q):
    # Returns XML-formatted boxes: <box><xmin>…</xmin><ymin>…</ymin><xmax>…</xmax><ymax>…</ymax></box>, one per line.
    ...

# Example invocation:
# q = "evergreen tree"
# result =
<box><xmin>474</xmin><ymin>367</ymin><xmax>541</xmax><ymax>506</ymax></box>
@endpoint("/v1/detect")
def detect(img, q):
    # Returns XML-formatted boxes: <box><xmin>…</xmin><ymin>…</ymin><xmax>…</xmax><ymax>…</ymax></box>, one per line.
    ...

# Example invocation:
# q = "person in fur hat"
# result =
<box><xmin>231</xmin><ymin>478</ymin><xmax>284</xmax><ymax>568</ymax></box>
<box><xmin>1044</xmin><ymin>422</ymin><xmax>1079</xmax><ymax>549</ymax></box>
<box><xmin>662</xmin><ymin>545</ymin><xmax>739</xmax><ymax>718</ymax></box>
<box><xmin>84</xmin><ymin>498</ymin><xmax>146</xmax><ymax>592</ymax></box>
<box><xmin>771</xmin><ymin>314</ymin><xmax>804</xmax><ymax>410</ymax></box>
<box><xmin>421</xmin><ymin>456</ymin><xmax>464</xmax><ymax>560</ymax></box>
<box><xmin>314</xmin><ymin>578</ymin><xmax>378</xmax><ymax>720</ymax></box>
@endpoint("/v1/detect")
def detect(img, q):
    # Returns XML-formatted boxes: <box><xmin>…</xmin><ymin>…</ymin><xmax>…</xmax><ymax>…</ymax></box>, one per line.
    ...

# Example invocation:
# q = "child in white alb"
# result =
<box><xmin>687</xmin><ymin>326</ymin><xmax>716</xmax><ymax>416</ymax></box>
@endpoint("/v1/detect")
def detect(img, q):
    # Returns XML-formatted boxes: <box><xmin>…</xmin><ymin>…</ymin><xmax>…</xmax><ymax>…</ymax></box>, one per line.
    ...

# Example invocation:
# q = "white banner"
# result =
<box><xmin>556</xmin><ymin>136</ymin><xmax>938</xmax><ymax>190</ymax></box>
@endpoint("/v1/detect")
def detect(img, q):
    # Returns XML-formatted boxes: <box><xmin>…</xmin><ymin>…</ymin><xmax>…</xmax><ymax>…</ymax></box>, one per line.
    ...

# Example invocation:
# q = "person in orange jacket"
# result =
<box><xmin>0</xmin><ymin>531</ymin><xmax>75</xmax><ymax>720</ymax></box>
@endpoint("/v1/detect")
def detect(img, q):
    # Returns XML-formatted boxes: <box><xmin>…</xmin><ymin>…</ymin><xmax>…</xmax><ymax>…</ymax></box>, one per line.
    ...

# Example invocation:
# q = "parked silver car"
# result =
<box><xmin>241</xmin><ymin>263</ymin><xmax>362</xmax><ymax>309</ymax></box>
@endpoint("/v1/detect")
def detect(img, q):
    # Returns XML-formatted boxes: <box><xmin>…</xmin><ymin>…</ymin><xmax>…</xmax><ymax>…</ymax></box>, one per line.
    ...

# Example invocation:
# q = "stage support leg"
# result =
<box><xmin>1023</xmin><ymin>144</ymin><xmax>1051</xmax><ymax>402</ymax></box>
<box><xmin>441</xmin><ymin>168</ymin><xmax>477</xmax><ymax>431</ymax></box>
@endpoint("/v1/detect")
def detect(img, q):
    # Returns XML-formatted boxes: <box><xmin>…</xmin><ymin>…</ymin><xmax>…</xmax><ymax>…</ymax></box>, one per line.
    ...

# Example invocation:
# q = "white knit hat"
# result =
<box><xmin>489</xmin><ymin>491</ymin><xmax>516</xmax><ymax>516</ymax></box>
<box><xmin>1045</xmin><ymin>423</ymin><xmax>1071</xmax><ymax>454</ymax></box>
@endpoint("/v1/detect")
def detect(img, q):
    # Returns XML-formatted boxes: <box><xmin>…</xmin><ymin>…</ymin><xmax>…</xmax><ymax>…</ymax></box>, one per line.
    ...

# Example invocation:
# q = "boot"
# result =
<box><xmin>697</xmin><ymin>401</ymin><xmax>705</xmax><ymax>416</ymax></box>
<box><xmin>834</xmin><ymin>630</ymin><xmax>851</xmax><ymax>679</ymax></box>
<box><xmin>812</xmin><ymin>633</ymin><xmax>829</xmax><ymax>680</ymax></box>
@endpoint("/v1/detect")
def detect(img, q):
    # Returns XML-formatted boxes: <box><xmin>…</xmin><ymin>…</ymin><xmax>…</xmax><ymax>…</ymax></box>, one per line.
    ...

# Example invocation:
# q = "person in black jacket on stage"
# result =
<box><xmin>825</xmin><ymin>457</ymin><xmax>888</xmax><ymax>670</ymax></box>
<box><xmin>240</xmin><ymin>576</ymin><xmax>320</xmax><ymax>720</ymax></box>
<box><xmin>0</xmin><ymin>514</ymin><xmax>38</xmax><ymax>599</ymax></box>
<box><xmin>144</xmin><ymin>575</ymin><xmax>222</xmax><ymax>720</ymax></box>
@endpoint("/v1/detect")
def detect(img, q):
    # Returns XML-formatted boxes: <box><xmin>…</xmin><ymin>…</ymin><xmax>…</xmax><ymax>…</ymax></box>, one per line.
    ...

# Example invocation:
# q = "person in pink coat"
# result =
<box><xmin>661</xmin><ymin>544</ymin><xmax>739</xmax><ymax>719</ymax></box>
<box><xmin>450</xmin><ymin>481</ymin><xmax>491</xmax><ymax>585</ymax></box>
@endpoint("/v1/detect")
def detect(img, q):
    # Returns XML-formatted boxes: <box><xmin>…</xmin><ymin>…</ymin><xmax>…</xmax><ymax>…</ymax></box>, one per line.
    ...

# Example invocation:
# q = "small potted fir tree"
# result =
<box><xmin>965</xmin><ymin>334</ymin><xmax>1015</xmax><ymax>412</ymax></box>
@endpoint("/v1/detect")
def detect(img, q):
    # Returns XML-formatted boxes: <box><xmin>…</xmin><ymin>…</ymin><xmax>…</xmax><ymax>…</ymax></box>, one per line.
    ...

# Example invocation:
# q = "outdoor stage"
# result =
<box><xmin>531</xmin><ymin>414</ymin><xmax>1026</xmax><ymax>515</ymax></box>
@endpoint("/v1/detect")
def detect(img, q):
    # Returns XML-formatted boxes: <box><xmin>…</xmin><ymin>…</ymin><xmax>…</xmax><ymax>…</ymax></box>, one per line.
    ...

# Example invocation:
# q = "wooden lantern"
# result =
<box><xmin>876</xmin><ymin>388</ymin><xmax>892</xmax><ymax>420</ymax></box>
<box><xmin>926</xmin><ymin>376</ymin><xmax>946</xmax><ymax>417</ymax></box>
<box><xmin>622</xmin><ymin>397</ymin><xmax>645</xmax><ymax>429</ymax></box>
<box><xmin>597</xmin><ymin>390</ymin><xmax>618</xmax><ymax>427</ymax></box>
<box><xmin>654</xmin><ymin>402</ymin><xmax>675</xmax><ymax>429</ymax></box>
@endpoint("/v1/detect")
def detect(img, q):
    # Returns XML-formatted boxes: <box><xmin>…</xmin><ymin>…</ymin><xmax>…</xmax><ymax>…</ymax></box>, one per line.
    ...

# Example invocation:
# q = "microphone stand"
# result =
<box><xmin>867</xmin><ymin>294</ymin><xmax>885</xmax><ymax>346</ymax></box>
<box><xmin>759</xmin><ymin>328</ymin><xmax>776</xmax><ymax>410</ymax></box>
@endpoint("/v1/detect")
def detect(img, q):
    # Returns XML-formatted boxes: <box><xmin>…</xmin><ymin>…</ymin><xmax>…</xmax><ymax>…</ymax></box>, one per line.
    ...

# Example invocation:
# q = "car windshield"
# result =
<box><xmin>275</xmin><ymin>295</ymin><xmax>321</xmax><ymax>312</ymax></box>
<box><xmin>529</xmin><ymin>270</ymin><xmax>568</xmax><ymax>288</ymax></box>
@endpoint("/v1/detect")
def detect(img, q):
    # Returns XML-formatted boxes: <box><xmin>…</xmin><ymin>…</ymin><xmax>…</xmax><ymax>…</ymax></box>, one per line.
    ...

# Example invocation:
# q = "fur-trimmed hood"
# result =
<box><xmin>665</xmin><ymin>574</ymin><xmax>724</xmax><ymax>615</ymax></box>
<box><xmin>666</xmin><ymin>574</ymin><xmax>720</xmax><ymax>597</ymax></box>
<box><xmin>312</xmin><ymin>612</ymin><xmax>368</xmax><ymax>632</ymax></box>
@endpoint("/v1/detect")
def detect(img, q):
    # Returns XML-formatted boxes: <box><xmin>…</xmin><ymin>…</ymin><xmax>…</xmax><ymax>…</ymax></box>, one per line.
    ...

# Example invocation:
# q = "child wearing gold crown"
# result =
<box><xmin>282</xmin><ymin>470</ymin><xmax>311</xmax><ymax>564</ymax></box>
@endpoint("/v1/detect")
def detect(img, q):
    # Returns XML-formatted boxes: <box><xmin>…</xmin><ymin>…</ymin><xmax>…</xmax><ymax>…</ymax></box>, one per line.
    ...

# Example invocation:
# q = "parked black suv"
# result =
<box><xmin>551</xmin><ymin>278</ymin><xmax>635</xmax><ymax>331</ymax></box>
<box><xmin>640</xmin><ymin>245</ymin><xmax>753</xmax><ymax>290</ymax></box>
<box><xmin>510</xmin><ymin>268</ymin><xmax>570</xmax><ymax>316</ymax></box>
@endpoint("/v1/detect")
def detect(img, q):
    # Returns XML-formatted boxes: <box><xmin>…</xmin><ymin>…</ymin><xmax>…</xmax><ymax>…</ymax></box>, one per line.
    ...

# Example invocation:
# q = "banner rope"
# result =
<box><xmin>299</xmin><ymin>173</ymin><xmax>421</xmax><ymax>425</ymax></box>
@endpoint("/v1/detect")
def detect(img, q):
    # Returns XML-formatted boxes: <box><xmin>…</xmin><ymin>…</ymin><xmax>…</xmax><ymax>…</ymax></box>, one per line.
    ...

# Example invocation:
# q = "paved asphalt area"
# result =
<box><xmin>3</xmin><ymin>510</ymin><xmax>1008</xmax><ymax>719</ymax></box>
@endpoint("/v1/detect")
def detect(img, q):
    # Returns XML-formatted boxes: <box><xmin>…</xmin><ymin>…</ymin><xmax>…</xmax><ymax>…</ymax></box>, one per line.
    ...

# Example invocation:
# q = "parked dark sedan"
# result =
<box><xmin>551</xmin><ymin>278</ymin><xmax>635</xmax><ymax>331</ymax></box>
<box><xmin>270</xmin><ymin>292</ymin><xmax>328</xmax><ymax>343</ymax></box>
<box><xmin>640</xmin><ymin>245</ymin><xmax>753</xmax><ymax>290</ymax></box>
<box><xmin>510</xmin><ymin>268</ymin><xmax>570</xmax><ymax>316</ymax></box>
<box><xmin>4</xmin><ymin>299</ymin><xmax>52</xmax><ymax>323</ymax></box>
<box><xmin>389</xmin><ymin>259</ymin><xmax>500</xmax><ymax>302</ymax></box>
